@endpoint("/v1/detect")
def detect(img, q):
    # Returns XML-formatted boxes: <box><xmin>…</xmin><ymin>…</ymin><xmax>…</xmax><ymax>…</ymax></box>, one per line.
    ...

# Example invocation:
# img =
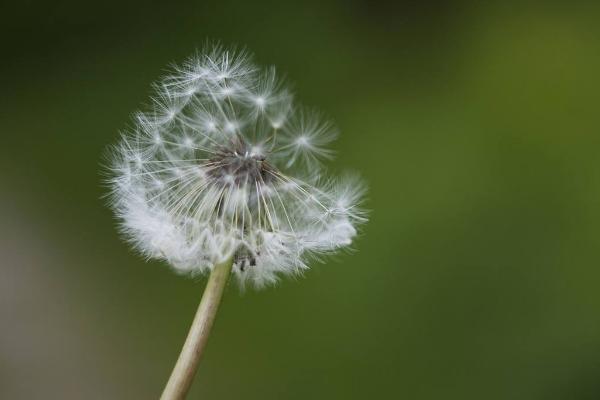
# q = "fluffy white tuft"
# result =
<box><xmin>107</xmin><ymin>43</ymin><xmax>367</xmax><ymax>288</ymax></box>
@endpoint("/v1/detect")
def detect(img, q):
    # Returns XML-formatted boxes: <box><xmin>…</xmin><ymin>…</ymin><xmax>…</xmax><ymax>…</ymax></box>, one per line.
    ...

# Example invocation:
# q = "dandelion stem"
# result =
<box><xmin>160</xmin><ymin>257</ymin><xmax>234</xmax><ymax>400</ymax></box>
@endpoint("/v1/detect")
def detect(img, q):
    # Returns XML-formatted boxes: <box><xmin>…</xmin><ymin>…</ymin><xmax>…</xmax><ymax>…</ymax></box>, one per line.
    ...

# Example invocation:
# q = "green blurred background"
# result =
<box><xmin>2</xmin><ymin>1</ymin><xmax>600</xmax><ymax>399</ymax></box>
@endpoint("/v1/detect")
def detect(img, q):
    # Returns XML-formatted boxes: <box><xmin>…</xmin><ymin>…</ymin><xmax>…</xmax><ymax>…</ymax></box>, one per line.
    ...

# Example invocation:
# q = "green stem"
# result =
<box><xmin>160</xmin><ymin>258</ymin><xmax>234</xmax><ymax>400</ymax></box>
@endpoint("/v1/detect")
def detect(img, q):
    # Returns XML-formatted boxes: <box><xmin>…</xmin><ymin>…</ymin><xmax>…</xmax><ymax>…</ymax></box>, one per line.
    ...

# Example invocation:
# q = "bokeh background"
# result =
<box><xmin>2</xmin><ymin>1</ymin><xmax>600</xmax><ymax>399</ymax></box>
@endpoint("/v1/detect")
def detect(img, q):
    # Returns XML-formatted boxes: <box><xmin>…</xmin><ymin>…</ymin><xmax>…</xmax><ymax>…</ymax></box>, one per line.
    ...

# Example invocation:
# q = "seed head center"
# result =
<box><xmin>207</xmin><ymin>139</ymin><xmax>275</xmax><ymax>186</ymax></box>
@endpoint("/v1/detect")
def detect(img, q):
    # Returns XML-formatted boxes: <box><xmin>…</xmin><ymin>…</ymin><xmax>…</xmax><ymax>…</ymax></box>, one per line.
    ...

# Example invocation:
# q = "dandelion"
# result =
<box><xmin>107</xmin><ymin>43</ymin><xmax>367</xmax><ymax>399</ymax></box>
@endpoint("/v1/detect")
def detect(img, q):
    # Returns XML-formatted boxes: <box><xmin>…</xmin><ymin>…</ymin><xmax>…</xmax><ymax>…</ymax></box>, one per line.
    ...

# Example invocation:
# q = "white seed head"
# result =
<box><xmin>107</xmin><ymin>43</ymin><xmax>367</xmax><ymax>288</ymax></box>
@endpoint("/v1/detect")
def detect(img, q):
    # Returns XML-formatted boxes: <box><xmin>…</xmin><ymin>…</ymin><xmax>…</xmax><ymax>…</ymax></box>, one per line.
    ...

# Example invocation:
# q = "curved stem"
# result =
<box><xmin>160</xmin><ymin>258</ymin><xmax>234</xmax><ymax>400</ymax></box>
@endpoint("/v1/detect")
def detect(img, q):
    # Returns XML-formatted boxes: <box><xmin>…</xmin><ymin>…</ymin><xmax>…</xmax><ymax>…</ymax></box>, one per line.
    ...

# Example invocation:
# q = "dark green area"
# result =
<box><xmin>2</xmin><ymin>1</ymin><xmax>600</xmax><ymax>399</ymax></box>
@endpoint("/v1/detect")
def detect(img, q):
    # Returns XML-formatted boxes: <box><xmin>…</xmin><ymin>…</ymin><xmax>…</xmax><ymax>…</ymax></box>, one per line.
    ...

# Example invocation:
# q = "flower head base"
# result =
<box><xmin>108</xmin><ymin>44</ymin><xmax>367</xmax><ymax>287</ymax></box>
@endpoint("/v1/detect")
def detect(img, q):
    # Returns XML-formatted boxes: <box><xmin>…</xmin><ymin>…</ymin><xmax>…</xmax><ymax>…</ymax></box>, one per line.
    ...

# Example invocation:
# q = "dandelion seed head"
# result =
<box><xmin>107</xmin><ymin>43</ymin><xmax>367</xmax><ymax>288</ymax></box>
